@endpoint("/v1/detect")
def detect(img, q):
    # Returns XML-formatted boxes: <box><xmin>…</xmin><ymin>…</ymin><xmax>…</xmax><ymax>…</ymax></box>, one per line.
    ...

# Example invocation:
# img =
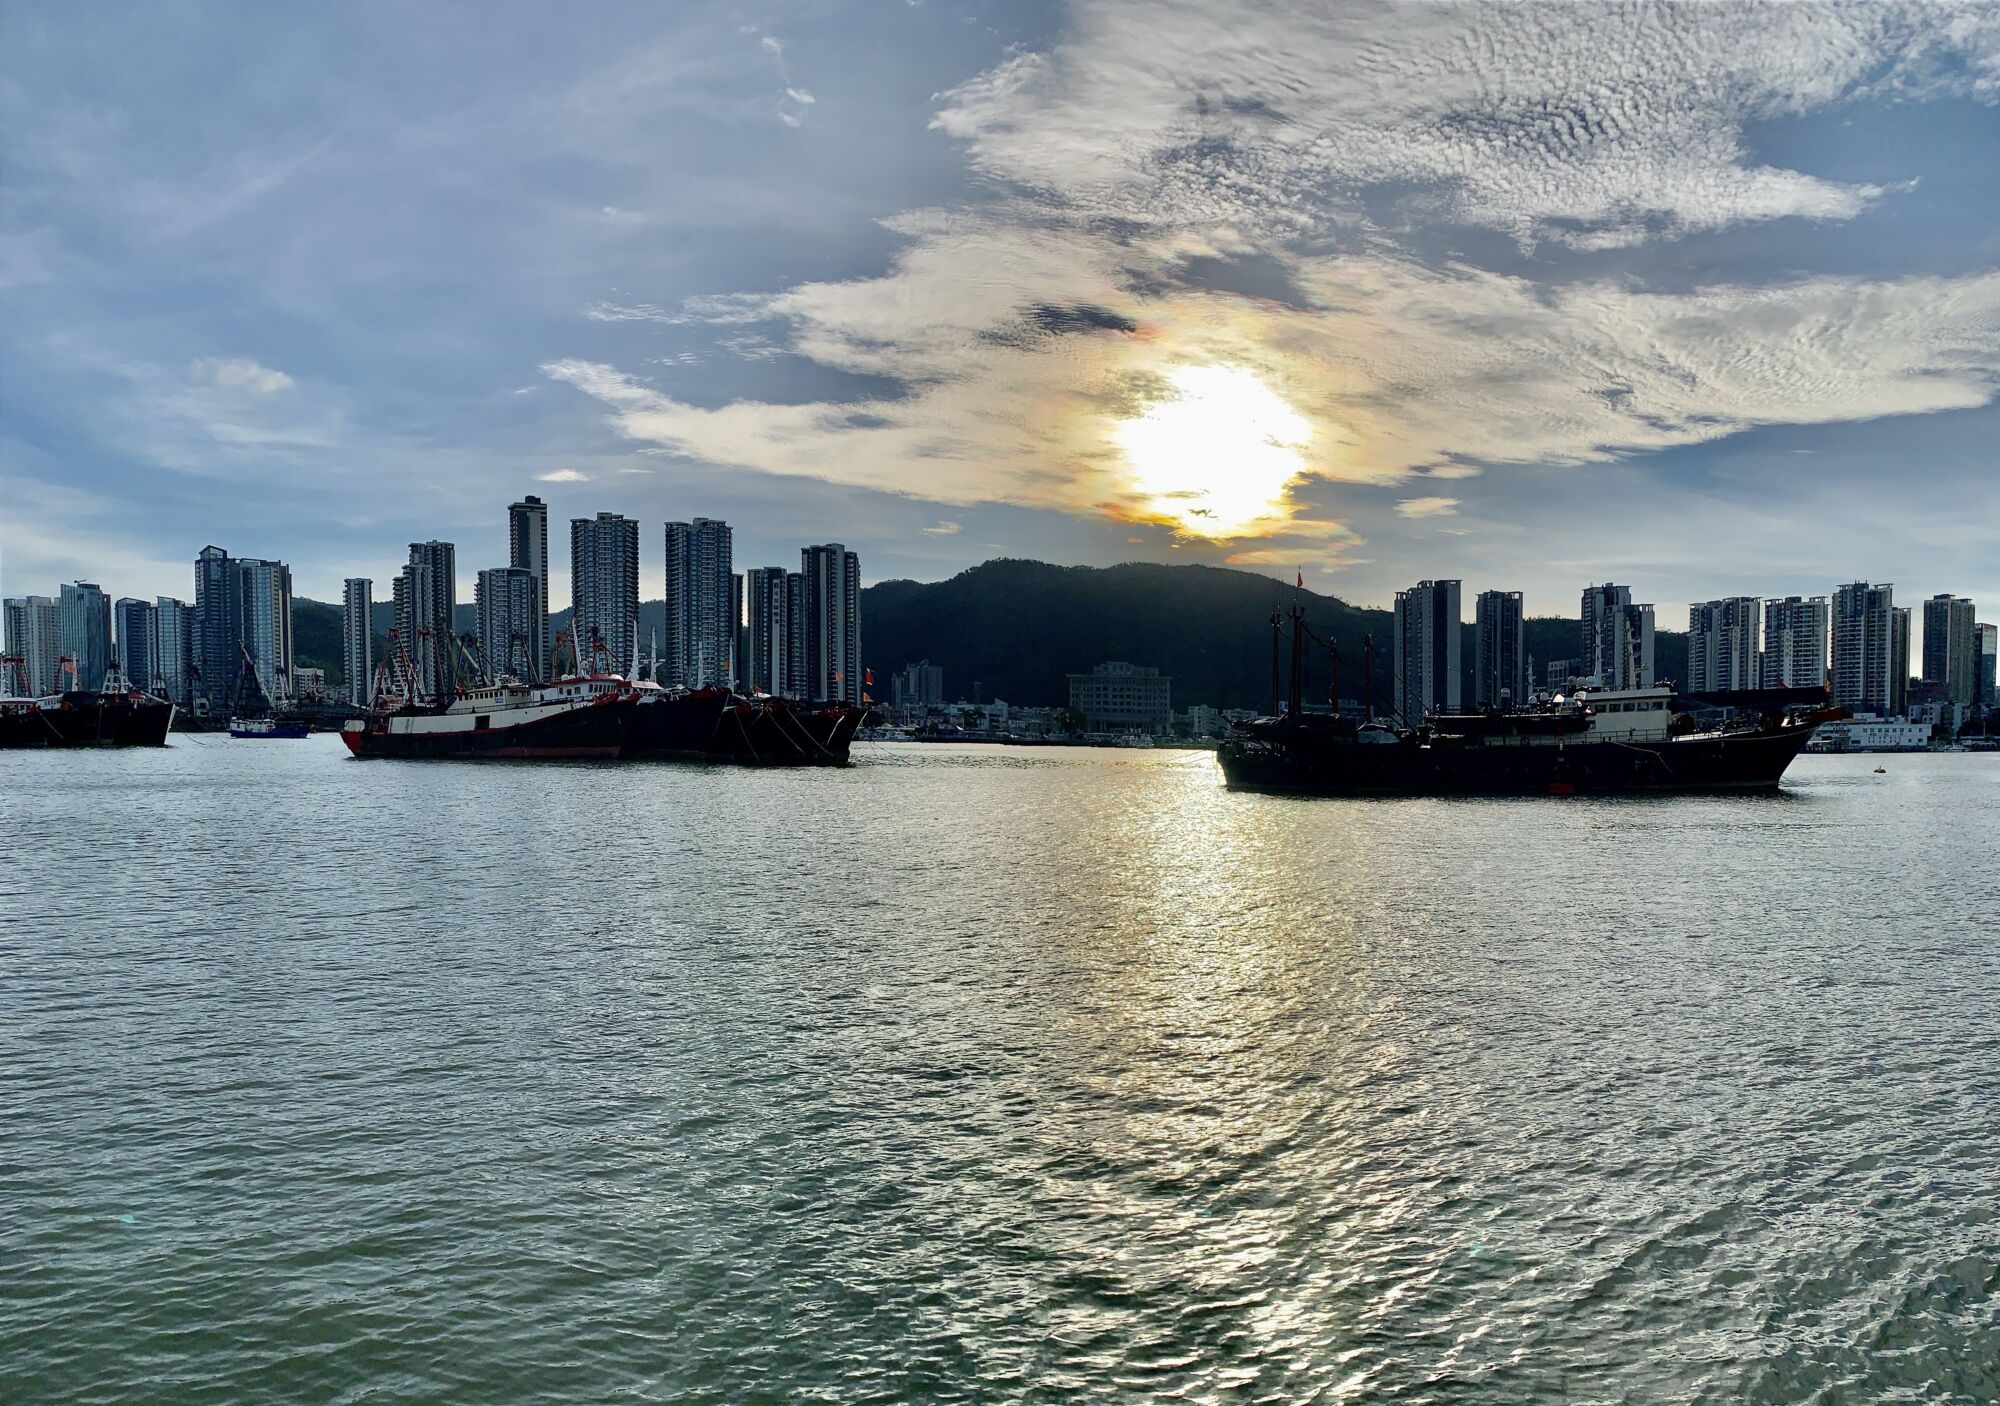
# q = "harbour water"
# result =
<box><xmin>4</xmin><ymin>740</ymin><xmax>1996</xmax><ymax>1404</ymax></box>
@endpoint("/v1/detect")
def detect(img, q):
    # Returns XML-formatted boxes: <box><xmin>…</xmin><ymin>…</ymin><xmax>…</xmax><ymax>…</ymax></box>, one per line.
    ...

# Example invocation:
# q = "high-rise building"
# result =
<box><xmin>1687</xmin><ymin>597</ymin><xmax>1760</xmax><ymax>693</ymax></box>
<box><xmin>236</xmin><ymin>557</ymin><xmax>295</xmax><ymax>704</ymax></box>
<box><xmin>1473</xmin><ymin>589</ymin><xmax>1525</xmax><ymax>709</ymax></box>
<box><xmin>1831</xmin><ymin>581</ymin><xmax>1896</xmax><ymax>715</ymax></box>
<box><xmin>1890</xmin><ymin>605</ymin><xmax>1911</xmax><ymax>716</ymax></box>
<box><xmin>397</xmin><ymin>541</ymin><xmax>457</xmax><ymax>702</ymax></box>
<box><xmin>507</xmin><ymin>494</ymin><xmax>550</xmax><ymax>681</ymax></box>
<box><xmin>1921</xmin><ymin>594</ymin><xmax>1978</xmax><ymax>711</ymax></box>
<box><xmin>1977</xmin><ymin>622</ymin><xmax>1997</xmax><ymax>709</ymax></box>
<box><xmin>741</xmin><ymin>566</ymin><xmax>795</xmax><ymax>697</ymax></box>
<box><xmin>1580</xmin><ymin>583</ymin><xmax>1655</xmax><ymax>689</ymax></box>
<box><xmin>342</xmin><ymin>578</ymin><xmax>374</xmax><ymax>707</ymax></box>
<box><xmin>115</xmin><ymin>597</ymin><xmax>156</xmax><ymax>691</ymax></box>
<box><xmin>892</xmin><ymin>661</ymin><xmax>945</xmax><ymax>711</ymax></box>
<box><xmin>664</xmin><ymin>517</ymin><xmax>735</xmax><ymax>688</ymax></box>
<box><xmin>800</xmin><ymin>543</ymin><xmax>862</xmax><ymax>704</ymax></box>
<box><xmin>193</xmin><ymin>546</ymin><xmax>238</xmax><ymax>715</ymax></box>
<box><xmin>3</xmin><ymin>595</ymin><xmax>62</xmax><ymax>696</ymax></box>
<box><xmin>1393</xmin><ymin>578</ymin><xmax>1461</xmax><ymax>719</ymax></box>
<box><xmin>476</xmin><ymin>566</ymin><xmax>538</xmax><ymax>682</ymax></box>
<box><xmin>1759</xmin><ymin>596</ymin><xmax>1828</xmax><ymax>689</ymax></box>
<box><xmin>59</xmin><ymin>582</ymin><xmax>112</xmax><ymax>692</ymax></box>
<box><xmin>153</xmin><ymin>597</ymin><xmax>193</xmax><ymax>705</ymax></box>
<box><xmin>570</xmin><ymin>513</ymin><xmax>638</xmax><ymax>674</ymax></box>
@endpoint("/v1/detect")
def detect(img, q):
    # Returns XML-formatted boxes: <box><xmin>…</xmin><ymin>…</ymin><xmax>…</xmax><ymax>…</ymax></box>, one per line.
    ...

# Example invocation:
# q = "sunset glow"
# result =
<box><xmin>1112</xmin><ymin>366</ymin><xmax>1312</xmax><ymax>538</ymax></box>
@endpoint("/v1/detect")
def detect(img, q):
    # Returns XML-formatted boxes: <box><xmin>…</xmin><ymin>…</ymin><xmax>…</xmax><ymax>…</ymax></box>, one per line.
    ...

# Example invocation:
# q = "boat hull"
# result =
<box><xmin>1218</xmin><ymin>721</ymin><xmax>1821</xmax><ymax>796</ymax></box>
<box><xmin>342</xmin><ymin>698</ymin><xmax>633</xmax><ymax>759</ymax></box>
<box><xmin>229</xmin><ymin>720</ymin><xmax>312</xmax><ymax>740</ymax></box>
<box><xmin>0</xmin><ymin>694</ymin><xmax>176</xmax><ymax>749</ymax></box>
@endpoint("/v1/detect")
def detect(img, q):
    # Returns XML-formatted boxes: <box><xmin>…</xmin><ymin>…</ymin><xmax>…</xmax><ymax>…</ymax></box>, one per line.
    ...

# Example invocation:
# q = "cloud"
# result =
<box><xmin>544</xmin><ymin>0</ymin><xmax>2000</xmax><ymax>555</ymax></box>
<box><xmin>536</xmin><ymin>468</ymin><xmax>589</xmax><ymax>482</ymax></box>
<box><xmin>1396</xmin><ymin>496</ymin><xmax>1460</xmax><ymax>519</ymax></box>
<box><xmin>192</xmin><ymin>356</ymin><xmax>292</xmax><ymax>394</ymax></box>
<box><xmin>922</xmin><ymin>520</ymin><xmax>961</xmax><ymax>535</ymax></box>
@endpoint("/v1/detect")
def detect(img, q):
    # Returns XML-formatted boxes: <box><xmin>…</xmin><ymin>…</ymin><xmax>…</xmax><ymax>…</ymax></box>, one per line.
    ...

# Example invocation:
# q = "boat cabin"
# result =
<box><xmin>1572</xmin><ymin>685</ymin><xmax>1675</xmax><ymax>742</ymax></box>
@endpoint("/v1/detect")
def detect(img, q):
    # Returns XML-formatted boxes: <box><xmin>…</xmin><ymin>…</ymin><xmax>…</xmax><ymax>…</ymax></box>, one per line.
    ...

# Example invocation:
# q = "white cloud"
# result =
<box><xmin>1396</xmin><ymin>496</ymin><xmax>1460</xmax><ymax>519</ymax></box>
<box><xmin>192</xmin><ymin>356</ymin><xmax>292</xmax><ymax>394</ymax></box>
<box><xmin>537</xmin><ymin>1</ymin><xmax>2000</xmax><ymax>549</ymax></box>
<box><xmin>923</xmin><ymin>520</ymin><xmax>962</xmax><ymax>535</ymax></box>
<box><xmin>536</xmin><ymin>468</ymin><xmax>589</xmax><ymax>482</ymax></box>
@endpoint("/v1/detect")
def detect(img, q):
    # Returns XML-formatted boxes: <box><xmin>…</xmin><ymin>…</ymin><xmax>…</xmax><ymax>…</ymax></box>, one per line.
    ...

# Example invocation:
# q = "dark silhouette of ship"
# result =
<box><xmin>1217</xmin><ymin>605</ymin><xmax>1838</xmax><ymax>796</ymax></box>
<box><xmin>0</xmin><ymin>658</ymin><xmax>175</xmax><ymax>750</ymax></box>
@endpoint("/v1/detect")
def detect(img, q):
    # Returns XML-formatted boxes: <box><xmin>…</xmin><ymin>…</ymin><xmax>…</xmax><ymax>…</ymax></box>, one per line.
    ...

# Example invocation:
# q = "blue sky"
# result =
<box><xmin>3</xmin><ymin>1</ymin><xmax>1997</xmax><ymax>640</ymax></box>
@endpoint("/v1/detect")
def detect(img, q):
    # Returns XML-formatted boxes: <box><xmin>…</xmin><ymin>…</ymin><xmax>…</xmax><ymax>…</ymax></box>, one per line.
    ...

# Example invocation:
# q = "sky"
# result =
<box><xmin>3</xmin><ymin>0</ymin><xmax>1998</xmax><ymax>639</ymax></box>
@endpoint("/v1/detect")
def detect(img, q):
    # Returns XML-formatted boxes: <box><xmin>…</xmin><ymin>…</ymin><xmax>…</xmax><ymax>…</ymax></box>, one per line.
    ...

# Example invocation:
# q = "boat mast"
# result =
<box><xmin>1268</xmin><ymin>610</ymin><xmax>1281</xmax><ymax>717</ymax></box>
<box><xmin>1362</xmin><ymin>633</ymin><xmax>1375</xmax><ymax>723</ymax></box>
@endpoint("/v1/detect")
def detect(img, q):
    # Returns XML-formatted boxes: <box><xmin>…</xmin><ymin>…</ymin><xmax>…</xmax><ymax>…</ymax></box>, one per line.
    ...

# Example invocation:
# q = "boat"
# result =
<box><xmin>228</xmin><ymin>716</ymin><xmax>312</xmax><ymax>739</ymax></box>
<box><xmin>227</xmin><ymin>644</ymin><xmax>309</xmax><ymax>740</ymax></box>
<box><xmin>341</xmin><ymin>673</ymin><xmax>640</xmax><ymax>759</ymax></box>
<box><xmin>0</xmin><ymin>670</ymin><xmax>176</xmax><ymax>750</ymax></box>
<box><xmin>1217</xmin><ymin>607</ymin><xmax>1839</xmax><ymax>796</ymax></box>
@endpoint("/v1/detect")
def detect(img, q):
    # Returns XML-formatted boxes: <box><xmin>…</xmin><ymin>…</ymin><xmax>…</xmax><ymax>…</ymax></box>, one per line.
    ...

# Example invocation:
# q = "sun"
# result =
<box><xmin>1112</xmin><ymin>365</ymin><xmax>1312</xmax><ymax>537</ymax></box>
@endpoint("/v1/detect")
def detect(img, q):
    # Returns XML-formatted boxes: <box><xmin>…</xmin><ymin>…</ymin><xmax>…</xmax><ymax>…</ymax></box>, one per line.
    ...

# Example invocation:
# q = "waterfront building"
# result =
<box><xmin>193</xmin><ymin>546</ymin><xmax>237</xmax><ymax>715</ymax></box>
<box><xmin>1921</xmin><ymin>594</ymin><xmax>1979</xmax><ymax>711</ymax></box>
<box><xmin>1759</xmin><ymin>596</ymin><xmax>1828</xmax><ymax>690</ymax></box>
<box><xmin>292</xmin><ymin>666</ymin><xmax>327</xmax><ymax>698</ymax></box>
<box><xmin>1068</xmin><ymin>661</ymin><xmax>1173</xmax><ymax>735</ymax></box>
<box><xmin>1472</xmin><ymin>588</ymin><xmax>1525</xmax><ymax>710</ymax></box>
<box><xmin>236</xmin><ymin>558</ymin><xmax>295</xmax><ymax>704</ymax></box>
<box><xmin>891</xmin><ymin>661</ymin><xmax>945</xmax><ymax>712</ymax></box>
<box><xmin>397</xmin><ymin>541</ymin><xmax>457</xmax><ymax>702</ymax></box>
<box><xmin>3</xmin><ymin>595</ymin><xmax>62</xmax><ymax>696</ymax></box>
<box><xmin>59</xmin><ymin>582</ymin><xmax>113</xmax><ymax>692</ymax></box>
<box><xmin>570</xmin><ymin>513</ymin><xmax>639</xmax><ymax>674</ymax></box>
<box><xmin>741</xmin><ymin>566</ymin><xmax>796</xmax><ymax>697</ymax></box>
<box><xmin>114</xmin><ymin>597</ymin><xmax>156</xmax><ymax>692</ymax></box>
<box><xmin>507</xmin><ymin>494</ymin><xmax>550</xmax><ymax>681</ymax></box>
<box><xmin>189</xmin><ymin>547</ymin><xmax>294</xmax><ymax>711</ymax></box>
<box><xmin>664</xmin><ymin>517</ymin><xmax>735</xmax><ymax>688</ymax></box>
<box><xmin>1831</xmin><ymin>582</ymin><xmax>1896</xmax><ymax>716</ymax></box>
<box><xmin>342</xmin><ymin>579</ymin><xmax>373</xmax><ymax>707</ymax></box>
<box><xmin>1185</xmin><ymin>703</ymin><xmax>1226</xmax><ymax>739</ymax></box>
<box><xmin>1580</xmin><ymin>583</ymin><xmax>1655</xmax><ymax>689</ymax></box>
<box><xmin>154</xmin><ymin>597</ymin><xmax>192</xmax><ymax>705</ymax></box>
<box><xmin>1393</xmin><ymin>578</ymin><xmax>1461</xmax><ymax>720</ymax></box>
<box><xmin>1979</xmin><ymin>622</ymin><xmax>1997</xmax><ymax>709</ymax></box>
<box><xmin>1809</xmin><ymin>716</ymin><xmax>1932</xmax><ymax>752</ymax></box>
<box><xmin>476</xmin><ymin>566</ymin><xmax>539</xmax><ymax>682</ymax></box>
<box><xmin>800</xmin><ymin>544</ymin><xmax>862</xmax><ymax>704</ymax></box>
<box><xmin>1891</xmin><ymin>606</ymin><xmax>1911</xmax><ymax>717</ymax></box>
<box><xmin>1688</xmin><ymin>597</ymin><xmax>1760</xmax><ymax>692</ymax></box>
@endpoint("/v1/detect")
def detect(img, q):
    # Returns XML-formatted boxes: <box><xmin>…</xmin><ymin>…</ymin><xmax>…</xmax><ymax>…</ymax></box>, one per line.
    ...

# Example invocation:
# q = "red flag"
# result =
<box><xmin>1296</xmin><ymin>570</ymin><xmax>1304</xmax><ymax>589</ymax></box>
<box><xmin>865</xmin><ymin>668</ymin><xmax>875</xmax><ymax>686</ymax></box>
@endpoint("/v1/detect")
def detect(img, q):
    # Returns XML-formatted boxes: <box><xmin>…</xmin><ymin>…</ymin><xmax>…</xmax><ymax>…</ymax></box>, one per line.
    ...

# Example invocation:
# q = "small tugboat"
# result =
<box><xmin>1218</xmin><ymin>605</ymin><xmax>1840</xmax><ymax>796</ymax></box>
<box><xmin>0</xmin><ymin>658</ymin><xmax>176</xmax><ymax>749</ymax></box>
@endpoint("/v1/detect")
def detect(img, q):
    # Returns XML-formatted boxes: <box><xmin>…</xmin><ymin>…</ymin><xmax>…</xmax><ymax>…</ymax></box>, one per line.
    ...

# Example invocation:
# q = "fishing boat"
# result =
<box><xmin>0</xmin><ymin>659</ymin><xmax>175</xmax><ymax>749</ymax></box>
<box><xmin>1217</xmin><ymin>605</ymin><xmax>1840</xmax><ymax>796</ymax></box>
<box><xmin>227</xmin><ymin>644</ymin><xmax>309</xmax><ymax>739</ymax></box>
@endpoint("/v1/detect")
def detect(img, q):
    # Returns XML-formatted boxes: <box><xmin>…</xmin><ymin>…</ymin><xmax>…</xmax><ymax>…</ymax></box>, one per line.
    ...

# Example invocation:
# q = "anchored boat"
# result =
<box><xmin>1218</xmin><ymin>606</ymin><xmax>1838</xmax><ymax>796</ymax></box>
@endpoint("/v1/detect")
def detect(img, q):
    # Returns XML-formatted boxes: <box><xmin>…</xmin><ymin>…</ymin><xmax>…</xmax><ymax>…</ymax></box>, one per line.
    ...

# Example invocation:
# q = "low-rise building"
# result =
<box><xmin>1067</xmin><ymin>661</ymin><xmax>1172</xmax><ymax>736</ymax></box>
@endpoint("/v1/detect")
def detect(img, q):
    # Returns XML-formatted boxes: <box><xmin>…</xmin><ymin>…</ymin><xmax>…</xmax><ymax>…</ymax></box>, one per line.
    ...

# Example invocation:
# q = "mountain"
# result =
<box><xmin>862</xmin><ymin>559</ymin><xmax>1686</xmax><ymax>711</ymax></box>
<box><xmin>293</xmin><ymin>559</ymin><xmax>1687</xmax><ymax>709</ymax></box>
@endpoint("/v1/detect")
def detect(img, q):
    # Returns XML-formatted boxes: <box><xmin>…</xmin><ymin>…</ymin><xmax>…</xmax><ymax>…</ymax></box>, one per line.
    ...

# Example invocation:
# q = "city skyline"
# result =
<box><xmin>5</xmin><ymin>3</ymin><xmax>2000</xmax><ymax>624</ymax></box>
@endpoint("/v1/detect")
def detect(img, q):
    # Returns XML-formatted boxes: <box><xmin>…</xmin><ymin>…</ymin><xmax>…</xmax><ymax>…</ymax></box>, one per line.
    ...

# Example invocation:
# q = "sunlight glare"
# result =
<box><xmin>1113</xmin><ymin>365</ymin><xmax>1312</xmax><ymax>537</ymax></box>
